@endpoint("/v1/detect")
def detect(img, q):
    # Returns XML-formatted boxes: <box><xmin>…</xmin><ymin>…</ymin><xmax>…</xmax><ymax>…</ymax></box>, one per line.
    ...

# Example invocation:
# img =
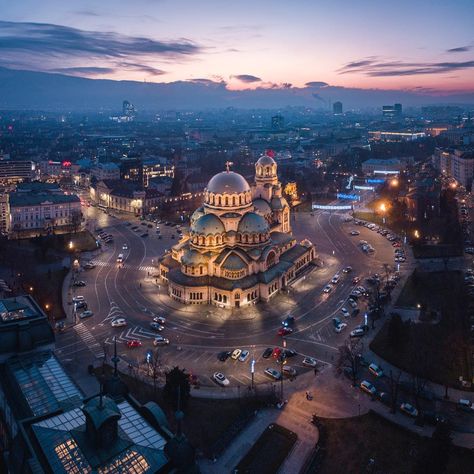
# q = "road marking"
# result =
<box><xmin>73</xmin><ymin>323</ymin><xmax>104</xmax><ymax>358</ymax></box>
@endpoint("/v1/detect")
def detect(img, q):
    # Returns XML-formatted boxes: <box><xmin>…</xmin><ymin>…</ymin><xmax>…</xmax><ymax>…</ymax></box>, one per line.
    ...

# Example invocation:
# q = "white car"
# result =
<box><xmin>79</xmin><ymin>310</ymin><xmax>94</xmax><ymax>319</ymax></box>
<box><xmin>153</xmin><ymin>336</ymin><xmax>170</xmax><ymax>346</ymax></box>
<box><xmin>400</xmin><ymin>403</ymin><xmax>418</xmax><ymax>417</ymax></box>
<box><xmin>72</xmin><ymin>296</ymin><xmax>85</xmax><ymax>303</ymax></box>
<box><xmin>302</xmin><ymin>357</ymin><xmax>317</xmax><ymax>367</ymax></box>
<box><xmin>331</xmin><ymin>275</ymin><xmax>340</xmax><ymax>284</ymax></box>
<box><xmin>350</xmin><ymin>230</ymin><xmax>360</xmax><ymax>236</ymax></box>
<box><xmin>334</xmin><ymin>322</ymin><xmax>347</xmax><ymax>333</ymax></box>
<box><xmin>213</xmin><ymin>372</ymin><xmax>230</xmax><ymax>387</ymax></box>
<box><xmin>111</xmin><ymin>318</ymin><xmax>127</xmax><ymax>327</ymax></box>
<box><xmin>323</xmin><ymin>284</ymin><xmax>332</xmax><ymax>293</ymax></box>
<box><xmin>341</xmin><ymin>307</ymin><xmax>350</xmax><ymax>318</ymax></box>
<box><xmin>122</xmin><ymin>244</ymin><xmax>128</xmax><ymax>250</ymax></box>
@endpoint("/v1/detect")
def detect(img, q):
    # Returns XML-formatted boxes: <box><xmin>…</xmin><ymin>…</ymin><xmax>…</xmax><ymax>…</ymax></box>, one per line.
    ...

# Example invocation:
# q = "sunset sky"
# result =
<box><xmin>1</xmin><ymin>0</ymin><xmax>473</xmax><ymax>93</ymax></box>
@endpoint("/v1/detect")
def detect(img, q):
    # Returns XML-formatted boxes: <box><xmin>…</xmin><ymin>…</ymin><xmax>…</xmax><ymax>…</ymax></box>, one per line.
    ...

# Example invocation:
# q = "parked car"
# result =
<box><xmin>341</xmin><ymin>307</ymin><xmax>350</xmax><ymax>318</ymax></box>
<box><xmin>348</xmin><ymin>298</ymin><xmax>358</xmax><ymax>309</ymax></box>
<box><xmin>239</xmin><ymin>350</ymin><xmax>250</xmax><ymax>362</ymax></box>
<box><xmin>264</xmin><ymin>368</ymin><xmax>282</xmax><ymax>380</ymax></box>
<box><xmin>231</xmin><ymin>349</ymin><xmax>242</xmax><ymax>360</ymax></box>
<box><xmin>368</xmin><ymin>363</ymin><xmax>384</xmax><ymax>378</ymax></box>
<box><xmin>302</xmin><ymin>357</ymin><xmax>317</xmax><ymax>367</ymax></box>
<box><xmin>262</xmin><ymin>347</ymin><xmax>273</xmax><ymax>359</ymax></box>
<box><xmin>218</xmin><ymin>351</ymin><xmax>231</xmax><ymax>361</ymax></box>
<box><xmin>400</xmin><ymin>403</ymin><xmax>418</xmax><ymax>417</ymax></box>
<box><xmin>272</xmin><ymin>347</ymin><xmax>282</xmax><ymax>359</ymax></box>
<box><xmin>73</xmin><ymin>280</ymin><xmax>86</xmax><ymax>287</ymax></box>
<box><xmin>283</xmin><ymin>366</ymin><xmax>297</xmax><ymax>377</ymax></box>
<box><xmin>79</xmin><ymin>310</ymin><xmax>93</xmax><ymax>319</ymax></box>
<box><xmin>457</xmin><ymin>399</ymin><xmax>474</xmax><ymax>412</ymax></box>
<box><xmin>153</xmin><ymin>316</ymin><xmax>166</xmax><ymax>325</ymax></box>
<box><xmin>343</xmin><ymin>266</ymin><xmax>353</xmax><ymax>273</ymax></box>
<box><xmin>213</xmin><ymin>372</ymin><xmax>230</xmax><ymax>387</ymax></box>
<box><xmin>350</xmin><ymin>327</ymin><xmax>366</xmax><ymax>338</ymax></box>
<box><xmin>360</xmin><ymin>380</ymin><xmax>377</xmax><ymax>396</ymax></box>
<box><xmin>334</xmin><ymin>322</ymin><xmax>347</xmax><ymax>333</ymax></box>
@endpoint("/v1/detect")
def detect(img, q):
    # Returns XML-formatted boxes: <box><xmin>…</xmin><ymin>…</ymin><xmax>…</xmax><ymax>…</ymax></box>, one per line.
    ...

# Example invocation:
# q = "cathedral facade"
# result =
<box><xmin>159</xmin><ymin>154</ymin><xmax>316</xmax><ymax>308</ymax></box>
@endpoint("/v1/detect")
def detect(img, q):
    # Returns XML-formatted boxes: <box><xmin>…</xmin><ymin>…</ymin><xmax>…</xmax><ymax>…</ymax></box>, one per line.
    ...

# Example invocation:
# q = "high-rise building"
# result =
<box><xmin>122</xmin><ymin>100</ymin><xmax>136</xmax><ymax>119</ymax></box>
<box><xmin>382</xmin><ymin>103</ymin><xmax>402</xmax><ymax>118</ymax></box>
<box><xmin>271</xmin><ymin>114</ymin><xmax>285</xmax><ymax>130</ymax></box>
<box><xmin>333</xmin><ymin>101</ymin><xmax>343</xmax><ymax>115</ymax></box>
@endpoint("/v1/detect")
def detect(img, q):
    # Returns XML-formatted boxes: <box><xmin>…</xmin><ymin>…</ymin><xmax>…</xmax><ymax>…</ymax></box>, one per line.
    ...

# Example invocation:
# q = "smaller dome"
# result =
<box><xmin>256</xmin><ymin>154</ymin><xmax>277</xmax><ymax>167</ymax></box>
<box><xmin>238</xmin><ymin>212</ymin><xmax>269</xmax><ymax>234</ymax></box>
<box><xmin>271</xmin><ymin>196</ymin><xmax>289</xmax><ymax>210</ymax></box>
<box><xmin>191</xmin><ymin>214</ymin><xmax>225</xmax><ymax>235</ymax></box>
<box><xmin>190</xmin><ymin>207</ymin><xmax>205</xmax><ymax>225</ymax></box>
<box><xmin>222</xmin><ymin>253</ymin><xmax>247</xmax><ymax>271</ymax></box>
<box><xmin>206</xmin><ymin>171</ymin><xmax>250</xmax><ymax>195</ymax></box>
<box><xmin>253</xmin><ymin>198</ymin><xmax>272</xmax><ymax>216</ymax></box>
<box><xmin>181</xmin><ymin>249</ymin><xmax>209</xmax><ymax>266</ymax></box>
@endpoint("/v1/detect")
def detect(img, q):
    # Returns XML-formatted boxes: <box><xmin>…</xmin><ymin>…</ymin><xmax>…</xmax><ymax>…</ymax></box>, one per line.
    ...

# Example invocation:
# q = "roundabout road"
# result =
<box><xmin>56</xmin><ymin>206</ymin><xmax>408</xmax><ymax>389</ymax></box>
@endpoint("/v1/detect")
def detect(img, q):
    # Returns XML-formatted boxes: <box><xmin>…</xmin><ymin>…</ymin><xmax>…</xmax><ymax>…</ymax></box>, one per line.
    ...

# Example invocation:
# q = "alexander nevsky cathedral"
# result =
<box><xmin>159</xmin><ymin>153</ymin><xmax>316</xmax><ymax>308</ymax></box>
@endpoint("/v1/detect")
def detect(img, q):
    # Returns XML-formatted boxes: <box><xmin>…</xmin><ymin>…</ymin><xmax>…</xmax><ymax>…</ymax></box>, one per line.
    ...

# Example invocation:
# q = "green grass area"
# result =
<box><xmin>371</xmin><ymin>270</ymin><xmax>471</xmax><ymax>387</ymax></box>
<box><xmin>318</xmin><ymin>411</ymin><xmax>474</xmax><ymax>474</ymax></box>
<box><xmin>352</xmin><ymin>211</ymin><xmax>384</xmax><ymax>226</ymax></box>
<box><xmin>235</xmin><ymin>423</ymin><xmax>297</xmax><ymax>474</ymax></box>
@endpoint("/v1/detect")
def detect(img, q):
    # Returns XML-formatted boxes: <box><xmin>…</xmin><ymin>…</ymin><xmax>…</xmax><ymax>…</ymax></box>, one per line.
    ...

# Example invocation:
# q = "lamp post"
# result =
<box><xmin>379</xmin><ymin>202</ymin><xmax>387</xmax><ymax>224</ymax></box>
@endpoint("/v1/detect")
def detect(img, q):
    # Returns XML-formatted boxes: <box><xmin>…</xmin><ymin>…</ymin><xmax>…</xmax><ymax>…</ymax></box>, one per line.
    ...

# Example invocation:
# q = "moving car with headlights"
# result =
<box><xmin>127</xmin><ymin>340</ymin><xmax>142</xmax><ymax>349</ymax></box>
<box><xmin>111</xmin><ymin>318</ymin><xmax>127</xmax><ymax>327</ymax></box>
<box><xmin>153</xmin><ymin>336</ymin><xmax>170</xmax><ymax>346</ymax></box>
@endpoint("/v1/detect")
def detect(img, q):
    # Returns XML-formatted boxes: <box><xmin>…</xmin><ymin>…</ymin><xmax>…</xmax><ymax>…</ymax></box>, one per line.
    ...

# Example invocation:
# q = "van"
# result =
<box><xmin>117</xmin><ymin>253</ymin><xmax>124</xmax><ymax>263</ymax></box>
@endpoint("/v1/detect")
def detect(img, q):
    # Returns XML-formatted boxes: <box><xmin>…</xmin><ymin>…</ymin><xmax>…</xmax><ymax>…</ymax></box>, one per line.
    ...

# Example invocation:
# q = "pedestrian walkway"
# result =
<box><xmin>73</xmin><ymin>322</ymin><xmax>103</xmax><ymax>358</ymax></box>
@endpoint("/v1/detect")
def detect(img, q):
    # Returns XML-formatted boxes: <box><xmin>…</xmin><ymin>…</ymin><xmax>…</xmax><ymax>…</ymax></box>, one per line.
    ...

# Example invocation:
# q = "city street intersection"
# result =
<box><xmin>55</xmin><ymin>204</ymin><xmax>406</xmax><ymax>391</ymax></box>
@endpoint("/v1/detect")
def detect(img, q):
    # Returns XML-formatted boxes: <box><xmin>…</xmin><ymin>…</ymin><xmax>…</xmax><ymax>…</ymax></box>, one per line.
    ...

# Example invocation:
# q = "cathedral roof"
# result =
<box><xmin>253</xmin><ymin>198</ymin><xmax>272</xmax><ymax>216</ymax></box>
<box><xmin>237</xmin><ymin>212</ymin><xmax>269</xmax><ymax>234</ymax></box>
<box><xmin>222</xmin><ymin>253</ymin><xmax>247</xmax><ymax>270</ymax></box>
<box><xmin>256</xmin><ymin>154</ymin><xmax>277</xmax><ymax>166</ymax></box>
<box><xmin>190</xmin><ymin>214</ymin><xmax>225</xmax><ymax>235</ymax></box>
<box><xmin>206</xmin><ymin>171</ymin><xmax>250</xmax><ymax>195</ymax></box>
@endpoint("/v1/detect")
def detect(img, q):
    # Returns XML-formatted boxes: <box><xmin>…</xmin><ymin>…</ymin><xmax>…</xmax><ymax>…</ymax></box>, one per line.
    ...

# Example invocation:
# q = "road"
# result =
<box><xmin>55</xmin><ymin>202</ymin><xmax>407</xmax><ymax>391</ymax></box>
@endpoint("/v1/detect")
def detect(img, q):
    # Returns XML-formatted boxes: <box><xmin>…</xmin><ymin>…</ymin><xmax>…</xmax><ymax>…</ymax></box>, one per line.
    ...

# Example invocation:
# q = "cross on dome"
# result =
<box><xmin>225</xmin><ymin>161</ymin><xmax>233</xmax><ymax>173</ymax></box>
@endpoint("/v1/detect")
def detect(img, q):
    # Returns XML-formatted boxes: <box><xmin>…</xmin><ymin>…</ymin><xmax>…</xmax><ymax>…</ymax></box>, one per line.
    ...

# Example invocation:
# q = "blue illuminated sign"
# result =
<box><xmin>367</xmin><ymin>178</ymin><xmax>385</xmax><ymax>184</ymax></box>
<box><xmin>337</xmin><ymin>193</ymin><xmax>360</xmax><ymax>201</ymax></box>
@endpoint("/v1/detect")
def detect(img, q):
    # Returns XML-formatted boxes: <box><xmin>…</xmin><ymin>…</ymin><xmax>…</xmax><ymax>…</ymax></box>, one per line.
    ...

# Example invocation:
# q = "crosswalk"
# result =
<box><xmin>74</xmin><ymin>322</ymin><xmax>104</xmax><ymax>358</ymax></box>
<box><xmin>89</xmin><ymin>260</ymin><xmax>156</xmax><ymax>273</ymax></box>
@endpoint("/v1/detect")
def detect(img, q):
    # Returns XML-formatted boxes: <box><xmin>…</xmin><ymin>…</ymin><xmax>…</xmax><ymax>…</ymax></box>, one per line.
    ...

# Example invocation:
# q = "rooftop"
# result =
<box><xmin>9</xmin><ymin>192</ymin><xmax>80</xmax><ymax>207</ymax></box>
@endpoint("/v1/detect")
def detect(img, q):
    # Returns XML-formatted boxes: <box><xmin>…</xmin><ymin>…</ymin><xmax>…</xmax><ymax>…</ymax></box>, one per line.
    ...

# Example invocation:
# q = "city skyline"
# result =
<box><xmin>1</xmin><ymin>0</ymin><xmax>474</xmax><ymax>97</ymax></box>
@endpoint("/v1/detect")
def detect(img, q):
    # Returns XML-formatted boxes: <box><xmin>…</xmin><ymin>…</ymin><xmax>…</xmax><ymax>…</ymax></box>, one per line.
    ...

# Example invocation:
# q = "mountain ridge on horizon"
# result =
<box><xmin>1</xmin><ymin>67</ymin><xmax>473</xmax><ymax>112</ymax></box>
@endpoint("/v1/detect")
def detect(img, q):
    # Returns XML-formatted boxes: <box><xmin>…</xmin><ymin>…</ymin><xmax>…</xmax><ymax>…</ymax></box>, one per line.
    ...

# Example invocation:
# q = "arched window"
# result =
<box><xmin>244</xmin><ymin>234</ymin><xmax>249</xmax><ymax>243</ymax></box>
<box><xmin>216</xmin><ymin>235</ymin><xmax>220</xmax><ymax>244</ymax></box>
<box><xmin>225</xmin><ymin>196</ymin><xmax>229</xmax><ymax>206</ymax></box>
<box><xmin>209</xmin><ymin>236</ymin><xmax>214</xmax><ymax>246</ymax></box>
<box><xmin>200</xmin><ymin>266</ymin><xmax>203</xmax><ymax>275</ymax></box>
<box><xmin>239</xmin><ymin>195</ymin><xmax>243</xmax><ymax>205</ymax></box>
<box><xmin>218</xmin><ymin>196</ymin><xmax>222</xmax><ymax>206</ymax></box>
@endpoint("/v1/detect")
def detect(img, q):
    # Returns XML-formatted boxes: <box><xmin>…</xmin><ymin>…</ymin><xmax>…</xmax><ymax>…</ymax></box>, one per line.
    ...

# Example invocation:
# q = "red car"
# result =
<box><xmin>272</xmin><ymin>347</ymin><xmax>282</xmax><ymax>359</ymax></box>
<box><xmin>352</xmin><ymin>276</ymin><xmax>361</xmax><ymax>284</ymax></box>
<box><xmin>278</xmin><ymin>327</ymin><xmax>293</xmax><ymax>336</ymax></box>
<box><xmin>392</xmin><ymin>242</ymin><xmax>401</xmax><ymax>247</ymax></box>
<box><xmin>127</xmin><ymin>340</ymin><xmax>142</xmax><ymax>349</ymax></box>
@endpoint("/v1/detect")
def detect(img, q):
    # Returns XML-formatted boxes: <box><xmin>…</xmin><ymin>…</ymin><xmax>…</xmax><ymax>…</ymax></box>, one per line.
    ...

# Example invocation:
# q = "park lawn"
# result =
<box><xmin>235</xmin><ymin>423</ymin><xmax>297</xmax><ymax>474</ymax></box>
<box><xmin>372</xmin><ymin>270</ymin><xmax>470</xmax><ymax>387</ymax></box>
<box><xmin>318</xmin><ymin>411</ymin><xmax>474</xmax><ymax>474</ymax></box>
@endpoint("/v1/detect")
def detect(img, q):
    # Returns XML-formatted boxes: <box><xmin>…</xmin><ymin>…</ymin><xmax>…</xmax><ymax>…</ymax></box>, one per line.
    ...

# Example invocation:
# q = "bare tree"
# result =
<box><xmin>335</xmin><ymin>338</ymin><xmax>363</xmax><ymax>387</ymax></box>
<box><xmin>388</xmin><ymin>369</ymin><xmax>402</xmax><ymax>414</ymax></box>
<box><xmin>148</xmin><ymin>348</ymin><xmax>162</xmax><ymax>396</ymax></box>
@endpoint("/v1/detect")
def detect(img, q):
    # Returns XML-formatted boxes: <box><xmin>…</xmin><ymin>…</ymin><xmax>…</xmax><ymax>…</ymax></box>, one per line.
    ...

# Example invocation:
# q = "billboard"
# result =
<box><xmin>337</xmin><ymin>193</ymin><xmax>360</xmax><ymax>201</ymax></box>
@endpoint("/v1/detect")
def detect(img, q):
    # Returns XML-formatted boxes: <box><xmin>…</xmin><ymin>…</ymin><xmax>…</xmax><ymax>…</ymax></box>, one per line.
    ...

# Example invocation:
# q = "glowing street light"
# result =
<box><xmin>390</xmin><ymin>178</ymin><xmax>399</xmax><ymax>187</ymax></box>
<box><xmin>414</xmin><ymin>229</ymin><xmax>420</xmax><ymax>239</ymax></box>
